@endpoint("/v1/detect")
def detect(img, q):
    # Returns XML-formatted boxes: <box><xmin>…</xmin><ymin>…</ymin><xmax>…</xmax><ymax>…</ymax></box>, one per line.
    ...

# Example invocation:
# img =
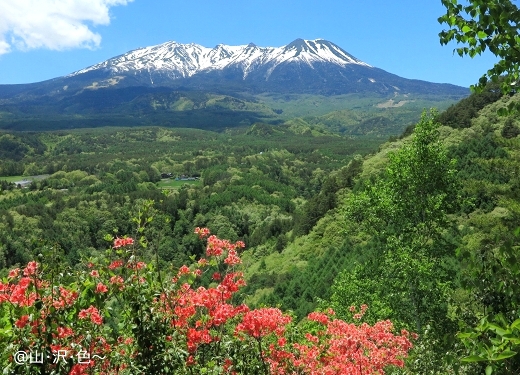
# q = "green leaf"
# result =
<box><xmin>487</xmin><ymin>323</ymin><xmax>509</xmax><ymax>336</ymax></box>
<box><xmin>485</xmin><ymin>365</ymin><xmax>493</xmax><ymax>375</ymax></box>
<box><xmin>461</xmin><ymin>355</ymin><xmax>486</xmax><ymax>362</ymax></box>
<box><xmin>462</xmin><ymin>25</ymin><xmax>472</xmax><ymax>33</ymax></box>
<box><xmin>510</xmin><ymin>319</ymin><xmax>520</xmax><ymax>330</ymax></box>
<box><xmin>491</xmin><ymin>350</ymin><xmax>517</xmax><ymax>361</ymax></box>
<box><xmin>477</xmin><ymin>31</ymin><xmax>487</xmax><ymax>39</ymax></box>
<box><xmin>458</xmin><ymin>332</ymin><xmax>478</xmax><ymax>339</ymax></box>
<box><xmin>449</xmin><ymin>16</ymin><xmax>457</xmax><ymax>26</ymax></box>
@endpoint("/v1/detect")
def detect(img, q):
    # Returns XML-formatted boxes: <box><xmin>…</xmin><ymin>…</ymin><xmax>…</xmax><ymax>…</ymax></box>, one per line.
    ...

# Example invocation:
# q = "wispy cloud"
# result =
<box><xmin>0</xmin><ymin>0</ymin><xmax>133</xmax><ymax>55</ymax></box>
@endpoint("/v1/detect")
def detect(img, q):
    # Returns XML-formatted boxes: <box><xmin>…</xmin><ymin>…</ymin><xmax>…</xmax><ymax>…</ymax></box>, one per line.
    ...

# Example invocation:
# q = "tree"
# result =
<box><xmin>437</xmin><ymin>80</ymin><xmax>504</xmax><ymax>128</ymax></box>
<box><xmin>333</xmin><ymin>111</ymin><xmax>460</xmax><ymax>334</ymax></box>
<box><xmin>501</xmin><ymin>117</ymin><xmax>520</xmax><ymax>138</ymax></box>
<box><xmin>457</xmin><ymin>228</ymin><xmax>520</xmax><ymax>374</ymax></box>
<box><xmin>328</xmin><ymin>111</ymin><xmax>464</xmax><ymax>373</ymax></box>
<box><xmin>345</xmin><ymin>110</ymin><xmax>459</xmax><ymax>246</ymax></box>
<box><xmin>439</xmin><ymin>0</ymin><xmax>520</xmax><ymax>97</ymax></box>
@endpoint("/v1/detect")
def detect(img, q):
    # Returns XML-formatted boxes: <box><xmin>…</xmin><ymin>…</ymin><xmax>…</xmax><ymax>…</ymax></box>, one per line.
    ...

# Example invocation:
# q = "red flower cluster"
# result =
<box><xmin>0</xmin><ymin>274</ymin><xmax>38</xmax><ymax>307</ymax></box>
<box><xmin>23</xmin><ymin>261</ymin><xmax>39</xmax><ymax>276</ymax></box>
<box><xmin>1</xmin><ymin>262</ymin><xmax>113</xmax><ymax>374</ymax></box>
<box><xmin>224</xmin><ymin>248</ymin><xmax>241</xmax><ymax>265</ymax></box>
<box><xmin>44</xmin><ymin>286</ymin><xmax>79</xmax><ymax>309</ymax></box>
<box><xmin>195</xmin><ymin>227</ymin><xmax>210</xmax><ymax>238</ymax></box>
<box><xmin>8</xmin><ymin>267</ymin><xmax>20</xmax><ymax>279</ymax></box>
<box><xmin>108</xmin><ymin>259</ymin><xmax>124</xmax><ymax>269</ymax></box>
<box><xmin>0</xmin><ymin>228</ymin><xmax>414</xmax><ymax>374</ymax></box>
<box><xmin>95</xmin><ymin>282</ymin><xmax>109</xmax><ymax>294</ymax></box>
<box><xmin>236</xmin><ymin>308</ymin><xmax>292</xmax><ymax>339</ymax></box>
<box><xmin>78</xmin><ymin>305</ymin><xmax>103</xmax><ymax>325</ymax></box>
<box><xmin>266</xmin><ymin>309</ymin><xmax>413</xmax><ymax>375</ymax></box>
<box><xmin>113</xmin><ymin>237</ymin><xmax>134</xmax><ymax>249</ymax></box>
<box><xmin>109</xmin><ymin>275</ymin><xmax>124</xmax><ymax>290</ymax></box>
<box><xmin>15</xmin><ymin>315</ymin><xmax>30</xmax><ymax>328</ymax></box>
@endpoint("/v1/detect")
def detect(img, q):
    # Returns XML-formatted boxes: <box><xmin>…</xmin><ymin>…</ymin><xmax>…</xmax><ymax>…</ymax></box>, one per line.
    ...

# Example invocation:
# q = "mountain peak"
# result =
<box><xmin>287</xmin><ymin>38</ymin><xmax>306</xmax><ymax>47</ymax></box>
<box><xmin>284</xmin><ymin>38</ymin><xmax>311</xmax><ymax>56</ymax></box>
<box><xmin>70</xmin><ymin>39</ymin><xmax>371</xmax><ymax>79</ymax></box>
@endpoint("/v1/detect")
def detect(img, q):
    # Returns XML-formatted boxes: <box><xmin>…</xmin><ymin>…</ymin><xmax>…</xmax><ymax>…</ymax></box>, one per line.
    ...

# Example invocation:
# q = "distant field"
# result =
<box><xmin>0</xmin><ymin>175</ymin><xmax>25</xmax><ymax>183</ymax></box>
<box><xmin>256</xmin><ymin>93</ymin><xmax>462</xmax><ymax>118</ymax></box>
<box><xmin>157</xmin><ymin>179</ymin><xmax>201</xmax><ymax>189</ymax></box>
<box><xmin>0</xmin><ymin>175</ymin><xmax>50</xmax><ymax>183</ymax></box>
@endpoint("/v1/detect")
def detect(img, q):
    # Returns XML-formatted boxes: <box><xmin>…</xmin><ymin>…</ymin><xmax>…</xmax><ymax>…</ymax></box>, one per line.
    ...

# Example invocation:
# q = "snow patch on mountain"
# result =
<box><xmin>70</xmin><ymin>39</ymin><xmax>371</xmax><ymax>80</ymax></box>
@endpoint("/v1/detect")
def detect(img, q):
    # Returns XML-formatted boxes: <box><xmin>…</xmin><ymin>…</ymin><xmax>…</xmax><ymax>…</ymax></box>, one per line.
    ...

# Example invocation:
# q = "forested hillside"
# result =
<box><xmin>1</xmin><ymin>89</ymin><xmax>520</xmax><ymax>374</ymax></box>
<box><xmin>240</xmin><ymin>92</ymin><xmax>520</xmax><ymax>374</ymax></box>
<box><xmin>0</xmin><ymin>125</ymin><xmax>380</xmax><ymax>270</ymax></box>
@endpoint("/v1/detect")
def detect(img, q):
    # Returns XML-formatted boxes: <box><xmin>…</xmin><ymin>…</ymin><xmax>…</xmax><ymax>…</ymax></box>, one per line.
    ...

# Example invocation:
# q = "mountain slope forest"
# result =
<box><xmin>0</xmin><ymin>86</ymin><xmax>520</xmax><ymax>374</ymax></box>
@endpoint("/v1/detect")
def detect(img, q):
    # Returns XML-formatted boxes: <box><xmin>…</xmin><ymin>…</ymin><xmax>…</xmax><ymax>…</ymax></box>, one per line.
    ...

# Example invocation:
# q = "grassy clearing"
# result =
<box><xmin>0</xmin><ymin>175</ymin><xmax>50</xmax><ymax>183</ymax></box>
<box><xmin>0</xmin><ymin>175</ymin><xmax>26</xmax><ymax>183</ymax></box>
<box><xmin>157</xmin><ymin>179</ymin><xmax>201</xmax><ymax>189</ymax></box>
<box><xmin>258</xmin><ymin>93</ymin><xmax>460</xmax><ymax>118</ymax></box>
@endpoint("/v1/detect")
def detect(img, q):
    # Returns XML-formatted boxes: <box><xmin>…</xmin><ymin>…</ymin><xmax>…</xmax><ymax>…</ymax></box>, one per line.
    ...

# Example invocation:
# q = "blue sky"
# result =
<box><xmin>0</xmin><ymin>0</ymin><xmax>499</xmax><ymax>87</ymax></box>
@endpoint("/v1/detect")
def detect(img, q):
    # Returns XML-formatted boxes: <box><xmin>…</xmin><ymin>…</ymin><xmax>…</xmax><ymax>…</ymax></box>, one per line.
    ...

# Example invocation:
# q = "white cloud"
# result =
<box><xmin>0</xmin><ymin>0</ymin><xmax>133</xmax><ymax>55</ymax></box>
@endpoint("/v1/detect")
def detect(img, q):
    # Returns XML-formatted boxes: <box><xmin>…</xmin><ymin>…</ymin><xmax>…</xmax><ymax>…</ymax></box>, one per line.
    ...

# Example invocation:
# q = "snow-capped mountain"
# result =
<box><xmin>71</xmin><ymin>39</ymin><xmax>371</xmax><ymax>81</ymax></box>
<box><xmin>0</xmin><ymin>38</ymin><xmax>469</xmax><ymax>99</ymax></box>
<box><xmin>59</xmin><ymin>38</ymin><xmax>467</xmax><ymax>96</ymax></box>
<box><xmin>0</xmin><ymin>38</ymin><xmax>469</xmax><ymax>132</ymax></box>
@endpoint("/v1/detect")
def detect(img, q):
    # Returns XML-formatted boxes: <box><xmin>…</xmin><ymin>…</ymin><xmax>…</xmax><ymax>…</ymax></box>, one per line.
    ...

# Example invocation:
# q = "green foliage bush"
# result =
<box><xmin>437</xmin><ymin>81</ymin><xmax>503</xmax><ymax>129</ymax></box>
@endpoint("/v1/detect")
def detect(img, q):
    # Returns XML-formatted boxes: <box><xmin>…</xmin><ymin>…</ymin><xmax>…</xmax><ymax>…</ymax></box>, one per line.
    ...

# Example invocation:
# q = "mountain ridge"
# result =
<box><xmin>0</xmin><ymin>38</ymin><xmax>469</xmax><ymax>132</ymax></box>
<box><xmin>69</xmin><ymin>39</ymin><xmax>371</xmax><ymax>81</ymax></box>
<box><xmin>0</xmin><ymin>38</ymin><xmax>468</xmax><ymax>98</ymax></box>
